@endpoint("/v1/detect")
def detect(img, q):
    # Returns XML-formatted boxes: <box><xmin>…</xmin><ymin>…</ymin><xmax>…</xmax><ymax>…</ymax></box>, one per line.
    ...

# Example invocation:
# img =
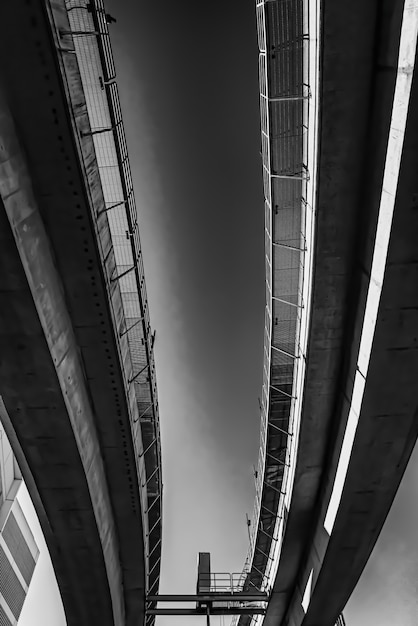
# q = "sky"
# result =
<box><xmin>345</xmin><ymin>443</ymin><xmax>418</xmax><ymax>625</ymax></box>
<box><xmin>104</xmin><ymin>1</ymin><xmax>265</xmax><ymax>621</ymax></box>
<box><xmin>23</xmin><ymin>1</ymin><xmax>265</xmax><ymax>625</ymax></box>
<box><xmin>15</xmin><ymin>2</ymin><xmax>418</xmax><ymax>626</ymax></box>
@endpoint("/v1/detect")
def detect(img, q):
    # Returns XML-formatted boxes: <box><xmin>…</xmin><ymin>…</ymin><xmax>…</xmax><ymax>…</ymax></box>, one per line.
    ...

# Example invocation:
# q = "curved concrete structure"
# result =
<box><xmin>264</xmin><ymin>0</ymin><xmax>405</xmax><ymax>622</ymax></box>
<box><xmin>240</xmin><ymin>1</ymin><xmax>418</xmax><ymax>626</ymax></box>
<box><xmin>289</xmin><ymin>2</ymin><xmax>418</xmax><ymax>623</ymax></box>
<box><xmin>0</xmin><ymin>1</ymin><xmax>162</xmax><ymax>624</ymax></box>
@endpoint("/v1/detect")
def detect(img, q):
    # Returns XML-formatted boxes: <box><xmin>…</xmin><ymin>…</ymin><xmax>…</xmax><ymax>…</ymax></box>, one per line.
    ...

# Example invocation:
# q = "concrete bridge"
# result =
<box><xmin>0</xmin><ymin>1</ymin><xmax>161</xmax><ymax>625</ymax></box>
<box><xmin>1</xmin><ymin>0</ymin><xmax>418</xmax><ymax>625</ymax></box>
<box><xmin>237</xmin><ymin>1</ymin><xmax>418</xmax><ymax>625</ymax></box>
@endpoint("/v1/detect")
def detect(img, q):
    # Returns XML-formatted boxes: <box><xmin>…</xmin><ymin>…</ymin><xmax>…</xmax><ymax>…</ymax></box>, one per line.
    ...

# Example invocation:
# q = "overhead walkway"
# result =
<box><xmin>0</xmin><ymin>1</ymin><xmax>161</xmax><ymax>624</ymax></box>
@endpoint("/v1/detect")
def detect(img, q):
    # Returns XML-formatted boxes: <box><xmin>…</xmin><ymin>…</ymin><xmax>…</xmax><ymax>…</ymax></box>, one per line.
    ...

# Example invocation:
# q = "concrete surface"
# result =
<box><xmin>263</xmin><ymin>1</ymin><xmax>418</xmax><ymax>624</ymax></box>
<box><xmin>0</xmin><ymin>2</ymin><xmax>149</xmax><ymax>625</ymax></box>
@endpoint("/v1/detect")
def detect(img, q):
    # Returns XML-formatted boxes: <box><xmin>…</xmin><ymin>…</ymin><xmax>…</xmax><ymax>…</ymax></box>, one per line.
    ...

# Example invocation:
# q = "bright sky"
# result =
<box><xmin>23</xmin><ymin>1</ymin><xmax>265</xmax><ymax>624</ymax></box>
<box><xmin>345</xmin><ymin>442</ymin><xmax>418</xmax><ymax>625</ymax></box>
<box><xmin>14</xmin><ymin>2</ymin><xmax>418</xmax><ymax>626</ymax></box>
<box><xmin>105</xmin><ymin>2</ymin><xmax>265</xmax><ymax>624</ymax></box>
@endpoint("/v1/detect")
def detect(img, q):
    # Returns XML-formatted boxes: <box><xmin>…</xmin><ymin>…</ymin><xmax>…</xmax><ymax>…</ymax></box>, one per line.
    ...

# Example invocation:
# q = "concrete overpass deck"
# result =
<box><xmin>238</xmin><ymin>1</ymin><xmax>418</xmax><ymax>626</ymax></box>
<box><xmin>0</xmin><ymin>1</ymin><xmax>161</xmax><ymax>624</ymax></box>
<box><xmin>285</xmin><ymin>1</ymin><xmax>418</xmax><ymax>624</ymax></box>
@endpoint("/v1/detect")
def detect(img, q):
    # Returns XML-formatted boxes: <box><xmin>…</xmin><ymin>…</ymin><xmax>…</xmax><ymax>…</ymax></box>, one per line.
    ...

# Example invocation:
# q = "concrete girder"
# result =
<box><xmin>0</xmin><ymin>88</ymin><xmax>123</xmax><ymax>626</ymax></box>
<box><xmin>0</xmin><ymin>2</ymin><xmax>150</xmax><ymax>625</ymax></box>
<box><xmin>264</xmin><ymin>1</ymin><xmax>418</xmax><ymax>625</ymax></box>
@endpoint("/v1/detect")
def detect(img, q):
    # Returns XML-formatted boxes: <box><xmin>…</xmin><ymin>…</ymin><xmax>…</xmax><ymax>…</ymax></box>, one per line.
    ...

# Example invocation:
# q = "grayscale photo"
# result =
<box><xmin>0</xmin><ymin>1</ymin><xmax>416</xmax><ymax>625</ymax></box>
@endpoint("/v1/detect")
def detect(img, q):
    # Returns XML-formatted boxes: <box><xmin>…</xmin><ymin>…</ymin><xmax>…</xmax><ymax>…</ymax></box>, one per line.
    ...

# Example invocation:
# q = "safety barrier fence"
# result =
<box><xmin>235</xmin><ymin>2</ymin><xmax>345</xmax><ymax>625</ymax></box>
<box><xmin>233</xmin><ymin>0</ymin><xmax>317</xmax><ymax>624</ymax></box>
<box><xmin>62</xmin><ymin>1</ymin><xmax>163</xmax><ymax>620</ymax></box>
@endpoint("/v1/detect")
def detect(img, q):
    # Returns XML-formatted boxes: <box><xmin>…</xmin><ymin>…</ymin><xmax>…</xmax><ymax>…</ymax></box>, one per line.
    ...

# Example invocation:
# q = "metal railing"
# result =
<box><xmin>60</xmin><ymin>0</ymin><xmax>163</xmax><ymax>619</ymax></box>
<box><xmin>237</xmin><ymin>2</ymin><xmax>345</xmax><ymax>625</ymax></box>
<box><xmin>233</xmin><ymin>0</ymin><xmax>318</xmax><ymax>624</ymax></box>
<box><xmin>198</xmin><ymin>573</ymin><xmax>254</xmax><ymax>594</ymax></box>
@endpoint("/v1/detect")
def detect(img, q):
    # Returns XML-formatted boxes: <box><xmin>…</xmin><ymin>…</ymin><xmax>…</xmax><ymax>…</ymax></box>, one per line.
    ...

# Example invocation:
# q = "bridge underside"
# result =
<box><xmin>264</xmin><ymin>1</ymin><xmax>418</xmax><ymax>625</ymax></box>
<box><xmin>0</xmin><ymin>2</ymin><xmax>150</xmax><ymax>625</ymax></box>
<box><xmin>0</xmin><ymin>175</ymin><xmax>118</xmax><ymax>624</ymax></box>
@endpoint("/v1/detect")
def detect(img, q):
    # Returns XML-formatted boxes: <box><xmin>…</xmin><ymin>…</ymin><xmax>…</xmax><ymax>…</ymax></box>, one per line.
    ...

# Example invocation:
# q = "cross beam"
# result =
<box><xmin>146</xmin><ymin>608</ymin><xmax>266</xmax><ymax>616</ymax></box>
<box><xmin>147</xmin><ymin>594</ymin><xmax>268</xmax><ymax>603</ymax></box>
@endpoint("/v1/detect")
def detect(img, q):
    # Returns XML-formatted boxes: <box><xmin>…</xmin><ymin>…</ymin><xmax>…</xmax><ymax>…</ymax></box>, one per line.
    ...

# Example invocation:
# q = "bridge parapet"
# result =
<box><xmin>234</xmin><ymin>1</ymin><xmax>319</xmax><ymax>624</ymax></box>
<box><xmin>50</xmin><ymin>0</ymin><xmax>163</xmax><ymax>613</ymax></box>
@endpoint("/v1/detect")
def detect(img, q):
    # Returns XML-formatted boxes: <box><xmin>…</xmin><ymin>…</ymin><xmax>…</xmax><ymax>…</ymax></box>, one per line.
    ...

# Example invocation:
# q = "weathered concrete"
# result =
<box><xmin>0</xmin><ymin>2</ymin><xmax>148</xmax><ymax>625</ymax></box>
<box><xmin>0</xmin><ymin>96</ymin><xmax>121</xmax><ymax>625</ymax></box>
<box><xmin>263</xmin><ymin>1</ymin><xmax>417</xmax><ymax>625</ymax></box>
<box><xmin>298</xmin><ymin>4</ymin><xmax>418</xmax><ymax>623</ymax></box>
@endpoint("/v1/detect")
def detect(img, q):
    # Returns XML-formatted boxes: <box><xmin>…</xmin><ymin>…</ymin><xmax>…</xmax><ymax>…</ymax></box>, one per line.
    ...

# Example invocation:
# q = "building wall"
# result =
<box><xmin>0</xmin><ymin>420</ymin><xmax>39</xmax><ymax>625</ymax></box>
